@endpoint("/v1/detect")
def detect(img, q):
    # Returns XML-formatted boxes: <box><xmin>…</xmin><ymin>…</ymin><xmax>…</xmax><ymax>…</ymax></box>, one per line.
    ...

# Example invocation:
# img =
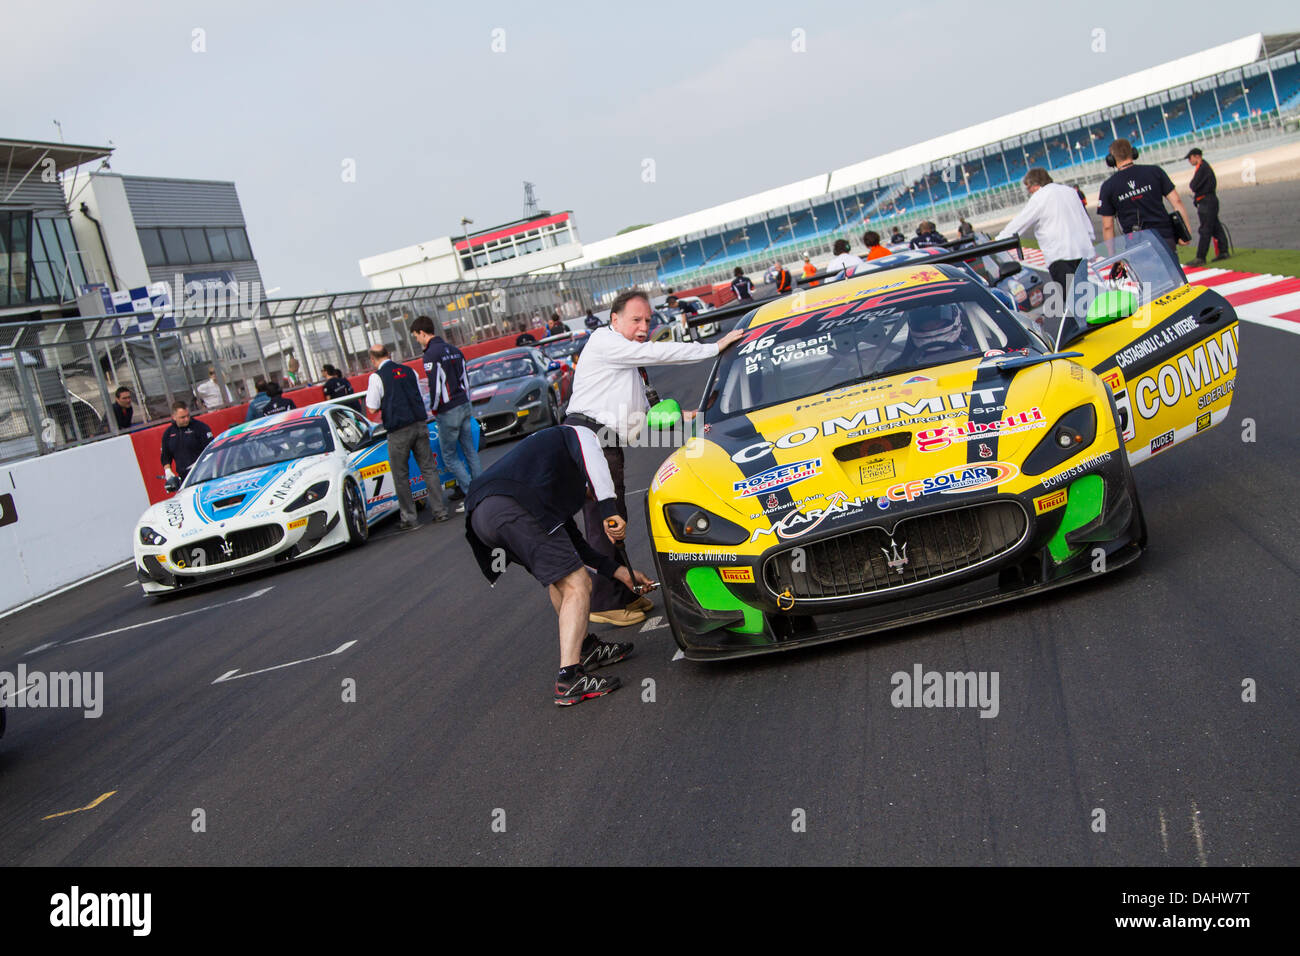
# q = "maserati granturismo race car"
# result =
<box><xmin>648</xmin><ymin>231</ymin><xmax>1239</xmax><ymax>659</ymax></box>
<box><xmin>133</xmin><ymin>401</ymin><xmax>480</xmax><ymax>594</ymax></box>
<box><xmin>467</xmin><ymin>347</ymin><xmax>571</xmax><ymax>444</ymax></box>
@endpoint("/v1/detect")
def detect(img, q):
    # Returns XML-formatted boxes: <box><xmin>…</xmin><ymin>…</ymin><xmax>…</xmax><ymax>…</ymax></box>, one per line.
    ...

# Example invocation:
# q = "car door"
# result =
<box><xmin>333</xmin><ymin>407</ymin><xmax>399</xmax><ymax>521</ymax></box>
<box><xmin>1057</xmin><ymin>232</ymin><xmax>1239</xmax><ymax>465</ymax></box>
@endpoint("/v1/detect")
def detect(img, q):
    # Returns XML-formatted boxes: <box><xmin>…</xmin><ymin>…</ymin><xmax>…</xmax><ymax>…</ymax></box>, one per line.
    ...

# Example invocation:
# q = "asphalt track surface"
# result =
<box><xmin>0</xmin><ymin>316</ymin><xmax>1296</xmax><ymax>867</ymax></box>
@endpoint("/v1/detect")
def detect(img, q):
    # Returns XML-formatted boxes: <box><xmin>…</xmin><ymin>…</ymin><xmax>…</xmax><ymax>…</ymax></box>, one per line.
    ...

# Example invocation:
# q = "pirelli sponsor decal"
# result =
<box><xmin>359</xmin><ymin>463</ymin><xmax>389</xmax><ymax>480</ymax></box>
<box><xmin>287</xmin><ymin>517</ymin><xmax>309</xmax><ymax>530</ymax></box>
<box><xmin>719</xmin><ymin>567</ymin><xmax>755</xmax><ymax>583</ymax></box>
<box><xmin>1101</xmin><ymin>368</ymin><xmax>1124</xmax><ymax>393</ymax></box>
<box><xmin>1033</xmin><ymin>489</ymin><xmax>1068</xmax><ymax>515</ymax></box>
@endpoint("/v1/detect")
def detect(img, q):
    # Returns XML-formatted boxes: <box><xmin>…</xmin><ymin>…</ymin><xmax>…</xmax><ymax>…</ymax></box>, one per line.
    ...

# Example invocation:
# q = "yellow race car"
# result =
<box><xmin>647</xmin><ymin>232</ymin><xmax>1239</xmax><ymax>659</ymax></box>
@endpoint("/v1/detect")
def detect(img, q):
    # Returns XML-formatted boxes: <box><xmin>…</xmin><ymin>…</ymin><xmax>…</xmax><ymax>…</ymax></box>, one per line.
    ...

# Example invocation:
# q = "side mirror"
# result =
<box><xmin>1085</xmin><ymin>289</ymin><xmax>1138</xmax><ymax>326</ymax></box>
<box><xmin>548</xmin><ymin>360</ymin><xmax>561</xmax><ymax>372</ymax></box>
<box><xmin>998</xmin><ymin>260</ymin><xmax>1022</xmax><ymax>279</ymax></box>
<box><xmin>647</xmin><ymin>398</ymin><xmax>682</xmax><ymax>430</ymax></box>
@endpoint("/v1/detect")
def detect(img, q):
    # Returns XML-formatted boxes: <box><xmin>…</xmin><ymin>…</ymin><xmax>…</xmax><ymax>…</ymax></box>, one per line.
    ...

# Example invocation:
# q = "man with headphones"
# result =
<box><xmin>1097</xmin><ymin>139</ymin><xmax>1192</xmax><ymax>255</ymax></box>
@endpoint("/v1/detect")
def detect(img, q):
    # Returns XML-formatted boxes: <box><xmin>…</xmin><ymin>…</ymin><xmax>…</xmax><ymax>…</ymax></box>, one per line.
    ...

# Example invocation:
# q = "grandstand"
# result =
<box><xmin>575</xmin><ymin>32</ymin><xmax>1300</xmax><ymax>289</ymax></box>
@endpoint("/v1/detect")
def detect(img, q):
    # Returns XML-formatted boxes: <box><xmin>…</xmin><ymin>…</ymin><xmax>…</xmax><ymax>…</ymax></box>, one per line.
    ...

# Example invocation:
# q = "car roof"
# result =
<box><xmin>740</xmin><ymin>261</ymin><xmax>968</xmax><ymax>332</ymax></box>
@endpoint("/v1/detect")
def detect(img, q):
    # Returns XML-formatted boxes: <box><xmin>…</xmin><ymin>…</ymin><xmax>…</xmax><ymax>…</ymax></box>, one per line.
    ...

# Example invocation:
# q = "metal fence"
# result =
<box><xmin>662</xmin><ymin>113</ymin><xmax>1300</xmax><ymax>290</ymax></box>
<box><xmin>0</xmin><ymin>262</ymin><xmax>657</xmax><ymax>463</ymax></box>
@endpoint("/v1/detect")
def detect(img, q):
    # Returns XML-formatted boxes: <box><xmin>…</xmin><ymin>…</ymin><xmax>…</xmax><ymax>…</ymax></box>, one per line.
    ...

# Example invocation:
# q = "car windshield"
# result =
<box><xmin>541</xmin><ymin>338</ymin><xmax>581</xmax><ymax>358</ymax></box>
<box><xmin>469</xmin><ymin>356</ymin><xmax>534</xmax><ymax>385</ymax></box>
<box><xmin>704</xmin><ymin>283</ymin><xmax>1040</xmax><ymax>420</ymax></box>
<box><xmin>1058</xmin><ymin>230</ymin><xmax>1188</xmax><ymax>347</ymax></box>
<box><xmin>186</xmin><ymin>418</ymin><xmax>334</xmax><ymax>486</ymax></box>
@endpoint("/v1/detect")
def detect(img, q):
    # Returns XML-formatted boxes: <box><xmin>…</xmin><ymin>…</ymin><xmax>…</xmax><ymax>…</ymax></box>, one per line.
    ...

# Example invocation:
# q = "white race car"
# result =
<box><xmin>133</xmin><ymin>401</ymin><xmax>478</xmax><ymax>594</ymax></box>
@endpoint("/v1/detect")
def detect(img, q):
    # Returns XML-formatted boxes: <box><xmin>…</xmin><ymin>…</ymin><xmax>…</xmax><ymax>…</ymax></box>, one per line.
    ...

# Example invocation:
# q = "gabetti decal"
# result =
<box><xmin>884</xmin><ymin>462</ymin><xmax>1019</xmax><ymax>503</ymax></box>
<box><xmin>750</xmin><ymin>491</ymin><xmax>869</xmax><ymax>542</ymax></box>
<box><xmin>1033</xmin><ymin>490</ymin><xmax>1068</xmax><ymax>514</ymax></box>
<box><xmin>730</xmin><ymin>387</ymin><xmax>1007</xmax><ymax>463</ymax></box>
<box><xmin>1134</xmin><ymin>328</ymin><xmax>1238</xmax><ymax>420</ymax></box>
<box><xmin>733</xmin><ymin>459</ymin><xmax>821</xmax><ymax>497</ymax></box>
<box><xmin>915</xmin><ymin>409</ymin><xmax>1045</xmax><ymax>452</ymax></box>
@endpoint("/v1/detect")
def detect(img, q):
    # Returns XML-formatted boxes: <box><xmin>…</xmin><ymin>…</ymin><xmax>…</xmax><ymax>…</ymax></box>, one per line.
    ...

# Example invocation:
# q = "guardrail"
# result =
<box><xmin>0</xmin><ymin>262</ymin><xmax>657</xmax><ymax>465</ymax></box>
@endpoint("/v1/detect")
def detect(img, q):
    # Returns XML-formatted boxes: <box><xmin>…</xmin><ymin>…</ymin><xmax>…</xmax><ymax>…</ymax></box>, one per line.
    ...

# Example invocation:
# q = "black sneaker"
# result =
<box><xmin>1186</xmin><ymin>258</ymin><xmax>1206</xmax><ymax>267</ymax></box>
<box><xmin>581</xmin><ymin>633</ymin><xmax>633</xmax><ymax>670</ymax></box>
<box><xmin>434</xmin><ymin>511</ymin><xmax>452</xmax><ymax>523</ymax></box>
<box><xmin>1212</xmin><ymin>253</ymin><xmax>1231</xmax><ymax>262</ymax></box>
<box><xmin>554</xmin><ymin>669</ymin><xmax>621</xmax><ymax>706</ymax></box>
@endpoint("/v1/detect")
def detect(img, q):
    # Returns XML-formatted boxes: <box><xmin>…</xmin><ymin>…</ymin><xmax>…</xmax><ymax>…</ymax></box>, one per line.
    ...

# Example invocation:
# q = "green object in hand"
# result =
<box><xmin>647</xmin><ymin>398</ymin><xmax>682</xmax><ymax>429</ymax></box>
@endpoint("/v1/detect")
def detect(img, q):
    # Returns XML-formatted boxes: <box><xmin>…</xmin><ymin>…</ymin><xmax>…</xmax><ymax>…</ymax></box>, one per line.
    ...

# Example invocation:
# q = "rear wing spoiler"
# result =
<box><xmin>687</xmin><ymin>235</ymin><xmax>1023</xmax><ymax>328</ymax></box>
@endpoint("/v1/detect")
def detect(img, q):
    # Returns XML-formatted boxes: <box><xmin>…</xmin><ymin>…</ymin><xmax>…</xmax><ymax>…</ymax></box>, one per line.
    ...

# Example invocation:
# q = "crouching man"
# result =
<box><xmin>464</xmin><ymin>424</ymin><xmax>653</xmax><ymax>706</ymax></box>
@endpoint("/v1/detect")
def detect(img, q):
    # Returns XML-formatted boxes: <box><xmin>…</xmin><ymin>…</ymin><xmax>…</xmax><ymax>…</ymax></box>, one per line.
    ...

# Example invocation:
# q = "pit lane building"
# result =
<box><xmin>574</xmin><ymin>32</ymin><xmax>1300</xmax><ymax>287</ymax></box>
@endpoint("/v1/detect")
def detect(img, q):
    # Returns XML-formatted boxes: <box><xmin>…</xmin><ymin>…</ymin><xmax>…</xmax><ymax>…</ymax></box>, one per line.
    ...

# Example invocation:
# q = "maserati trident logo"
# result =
<box><xmin>220</xmin><ymin>540</ymin><xmax>234</xmax><ymax>558</ymax></box>
<box><xmin>882</xmin><ymin>537</ymin><xmax>909</xmax><ymax>574</ymax></box>
<box><xmin>1127</xmin><ymin>180</ymin><xmax>1136</xmax><ymax>189</ymax></box>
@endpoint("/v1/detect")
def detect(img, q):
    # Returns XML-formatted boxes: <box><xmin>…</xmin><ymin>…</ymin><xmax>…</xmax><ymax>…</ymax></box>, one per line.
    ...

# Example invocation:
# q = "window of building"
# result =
<box><xmin>206</xmin><ymin>228</ymin><xmax>231</xmax><ymax>261</ymax></box>
<box><xmin>160</xmin><ymin>228</ymin><xmax>189</xmax><ymax>265</ymax></box>
<box><xmin>227</xmin><ymin>228</ymin><xmax>252</xmax><ymax>260</ymax></box>
<box><xmin>184</xmin><ymin>228</ymin><xmax>211</xmax><ymax>263</ymax></box>
<box><xmin>139</xmin><ymin>228</ymin><xmax>167</xmax><ymax>266</ymax></box>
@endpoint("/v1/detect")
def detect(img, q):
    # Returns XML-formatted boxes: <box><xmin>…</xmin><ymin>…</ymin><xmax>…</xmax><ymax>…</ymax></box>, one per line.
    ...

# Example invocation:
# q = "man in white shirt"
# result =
<box><xmin>194</xmin><ymin>367</ymin><xmax>231</xmax><ymax>410</ymax></box>
<box><xmin>996</xmin><ymin>168</ymin><xmax>1096</xmax><ymax>319</ymax></box>
<box><xmin>823</xmin><ymin>238</ymin><xmax>864</xmax><ymax>282</ymax></box>
<box><xmin>564</xmin><ymin>289</ymin><xmax>744</xmax><ymax>626</ymax></box>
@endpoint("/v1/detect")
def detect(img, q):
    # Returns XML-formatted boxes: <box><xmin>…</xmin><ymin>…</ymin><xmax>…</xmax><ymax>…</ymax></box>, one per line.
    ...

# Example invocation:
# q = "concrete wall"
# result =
<box><xmin>0</xmin><ymin>435</ymin><xmax>150</xmax><ymax>612</ymax></box>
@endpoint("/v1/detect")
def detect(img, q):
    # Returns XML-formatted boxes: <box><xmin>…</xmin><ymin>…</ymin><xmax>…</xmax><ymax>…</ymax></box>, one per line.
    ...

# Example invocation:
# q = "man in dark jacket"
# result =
<box><xmin>364</xmin><ymin>345</ymin><xmax>448</xmax><ymax>529</ymax></box>
<box><xmin>245</xmin><ymin>380</ymin><xmax>271</xmax><ymax>420</ymax></box>
<box><xmin>160</xmin><ymin>402</ymin><xmax>213</xmax><ymax>491</ymax></box>
<box><xmin>730</xmin><ymin>267</ymin><xmax>754</xmax><ymax>301</ymax></box>
<box><xmin>260</xmin><ymin>381</ymin><xmax>296</xmax><ymax>416</ymax></box>
<box><xmin>909</xmin><ymin>221</ymin><xmax>947</xmax><ymax>249</ymax></box>
<box><xmin>1185</xmin><ymin>147</ymin><xmax>1230</xmax><ymax>266</ymax></box>
<box><xmin>321</xmin><ymin>365</ymin><xmax>354</xmax><ymax>400</ymax></box>
<box><xmin>111</xmin><ymin>386</ymin><xmax>135</xmax><ymax>430</ymax></box>
<box><xmin>465</xmin><ymin>424</ymin><xmax>653</xmax><ymax>705</ymax></box>
<box><xmin>410</xmin><ymin>316</ymin><xmax>480</xmax><ymax>506</ymax></box>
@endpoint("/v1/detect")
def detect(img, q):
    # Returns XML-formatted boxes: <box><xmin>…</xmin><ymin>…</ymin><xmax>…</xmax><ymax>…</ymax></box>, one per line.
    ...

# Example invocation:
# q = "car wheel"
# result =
<box><xmin>343</xmin><ymin>478</ymin><xmax>368</xmax><ymax>546</ymax></box>
<box><xmin>546</xmin><ymin>391</ymin><xmax>560</xmax><ymax>426</ymax></box>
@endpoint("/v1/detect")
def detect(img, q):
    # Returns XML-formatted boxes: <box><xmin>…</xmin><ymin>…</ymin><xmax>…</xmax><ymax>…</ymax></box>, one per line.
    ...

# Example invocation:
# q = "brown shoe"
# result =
<box><xmin>588</xmin><ymin>608</ymin><xmax>646</xmax><ymax>627</ymax></box>
<box><xmin>627</xmin><ymin>595</ymin><xmax>653</xmax><ymax>613</ymax></box>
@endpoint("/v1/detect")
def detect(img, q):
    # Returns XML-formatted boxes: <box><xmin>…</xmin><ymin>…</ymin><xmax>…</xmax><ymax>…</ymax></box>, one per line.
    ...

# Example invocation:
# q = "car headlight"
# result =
<box><xmin>286</xmin><ymin>480</ymin><xmax>330</xmax><ymax>512</ymax></box>
<box><xmin>1022</xmin><ymin>404</ymin><xmax>1097</xmax><ymax>476</ymax></box>
<box><xmin>663</xmin><ymin>503</ymin><xmax>749</xmax><ymax>546</ymax></box>
<box><xmin>139</xmin><ymin>526</ymin><xmax>167</xmax><ymax>546</ymax></box>
<box><xmin>518</xmin><ymin>389</ymin><xmax>541</xmax><ymax>405</ymax></box>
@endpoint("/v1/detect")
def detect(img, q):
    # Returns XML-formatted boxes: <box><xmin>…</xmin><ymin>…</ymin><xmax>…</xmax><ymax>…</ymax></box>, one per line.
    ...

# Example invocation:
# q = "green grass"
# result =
<box><xmin>1178</xmin><ymin>247</ymin><xmax>1300</xmax><ymax>277</ymax></box>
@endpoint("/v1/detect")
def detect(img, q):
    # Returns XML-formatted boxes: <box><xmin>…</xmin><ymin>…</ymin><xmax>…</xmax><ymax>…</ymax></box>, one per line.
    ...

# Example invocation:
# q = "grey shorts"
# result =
<box><xmin>469</xmin><ymin>495</ymin><xmax>585</xmax><ymax>587</ymax></box>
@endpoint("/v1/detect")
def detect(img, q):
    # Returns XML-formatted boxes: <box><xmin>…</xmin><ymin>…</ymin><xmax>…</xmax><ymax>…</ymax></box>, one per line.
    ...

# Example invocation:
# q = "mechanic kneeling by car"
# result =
<box><xmin>464</xmin><ymin>424</ymin><xmax>653</xmax><ymax>706</ymax></box>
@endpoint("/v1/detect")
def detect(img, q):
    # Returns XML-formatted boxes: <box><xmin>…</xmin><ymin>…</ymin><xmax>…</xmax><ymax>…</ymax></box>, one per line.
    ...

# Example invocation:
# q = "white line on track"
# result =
<box><xmin>671</xmin><ymin>649</ymin><xmax>685</xmax><ymax>662</ymax></box>
<box><xmin>65</xmin><ymin>586</ymin><xmax>274</xmax><ymax>646</ymax></box>
<box><xmin>1158</xmin><ymin>807</ymin><xmax>1169</xmax><ymax>854</ymax></box>
<box><xmin>23</xmin><ymin>642</ymin><xmax>58</xmax><ymax>657</ymax></box>
<box><xmin>0</xmin><ymin>559</ymin><xmax>135</xmax><ymax>622</ymax></box>
<box><xmin>211</xmin><ymin>640</ymin><xmax>357</xmax><ymax>684</ymax></box>
<box><xmin>1190</xmin><ymin>802</ymin><xmax>1208</xmax><ymax>867</ymax></box>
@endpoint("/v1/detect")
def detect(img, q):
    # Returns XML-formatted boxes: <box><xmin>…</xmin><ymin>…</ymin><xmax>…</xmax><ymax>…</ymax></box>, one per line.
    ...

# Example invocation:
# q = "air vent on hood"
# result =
<box><xmin>213</xmin><ymin>495</ymin><xmax>246</xmax><ymax>510</ymax></box>
<box><xmin>833</xmin><ymin>431</ymin><xmax>911</xmax><ymax>462</ymax></box>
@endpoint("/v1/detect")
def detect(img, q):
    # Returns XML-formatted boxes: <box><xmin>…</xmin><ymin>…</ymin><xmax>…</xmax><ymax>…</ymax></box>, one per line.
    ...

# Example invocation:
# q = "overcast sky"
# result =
<box><xmin>8</xmin><ymin>0</ymin><xmax>1296</xmax><ymax>295</ymax></box>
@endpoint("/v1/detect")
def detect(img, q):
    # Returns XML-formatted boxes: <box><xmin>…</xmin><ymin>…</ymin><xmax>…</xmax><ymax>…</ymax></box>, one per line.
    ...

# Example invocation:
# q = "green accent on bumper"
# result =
<box><xmin>1085</xmin><ymin>289</ymin><xmax>1138</xmax><ymax>325</ymax></box>
<box><xmin>1047</xmin><ymin>473</ymin><xmax>1106</xmax><ymax>562</ymax></box>
<box><xmin>684</xmin><ymin>567</ymin><xmax>765</xmax><ymax>634</ymax></box>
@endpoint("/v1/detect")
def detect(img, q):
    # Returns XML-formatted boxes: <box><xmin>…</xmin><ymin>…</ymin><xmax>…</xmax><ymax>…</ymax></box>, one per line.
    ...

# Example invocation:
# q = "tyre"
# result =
<box><xmin>546</xmin><ymin>391</ymin><xmax>560</xmax><ymax>426</ymax></box>
<box><xmin>343</xmin><ymin>478</ymin><xmax>368</xmax><ymax>546</ymax></box>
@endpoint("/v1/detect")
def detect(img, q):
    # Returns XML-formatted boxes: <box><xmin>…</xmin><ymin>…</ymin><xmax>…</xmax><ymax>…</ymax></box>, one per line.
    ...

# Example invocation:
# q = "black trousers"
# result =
<box><xmin>564</xmin><ymin>414</ymin><xmax>638</xmax><ymax>612</ymax></box>
<box><xmin>1047</xmin><ymin>258</ymin><xmax>1082</xmax><ymax>319</ymax></box>
<box><xmin>1195</xmin><ymin>195</ymin><xmax>1229</xmax><ymax>261</ymax></box>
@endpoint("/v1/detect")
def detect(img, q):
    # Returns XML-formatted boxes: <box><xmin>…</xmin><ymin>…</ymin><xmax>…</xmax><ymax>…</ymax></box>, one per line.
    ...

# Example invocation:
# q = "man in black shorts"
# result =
<box><xmin>464</xmin><ymin>424</ymin><xmax>653</xmax><ymax>706</ymax></box>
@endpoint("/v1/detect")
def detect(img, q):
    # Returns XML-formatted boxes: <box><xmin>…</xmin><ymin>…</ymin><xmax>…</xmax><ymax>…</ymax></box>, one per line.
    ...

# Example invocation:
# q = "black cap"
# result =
<box><xmin>1185</xmin><ymin>147</ymin><xmax>1203</xmax><ymax>159</ymax></box>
